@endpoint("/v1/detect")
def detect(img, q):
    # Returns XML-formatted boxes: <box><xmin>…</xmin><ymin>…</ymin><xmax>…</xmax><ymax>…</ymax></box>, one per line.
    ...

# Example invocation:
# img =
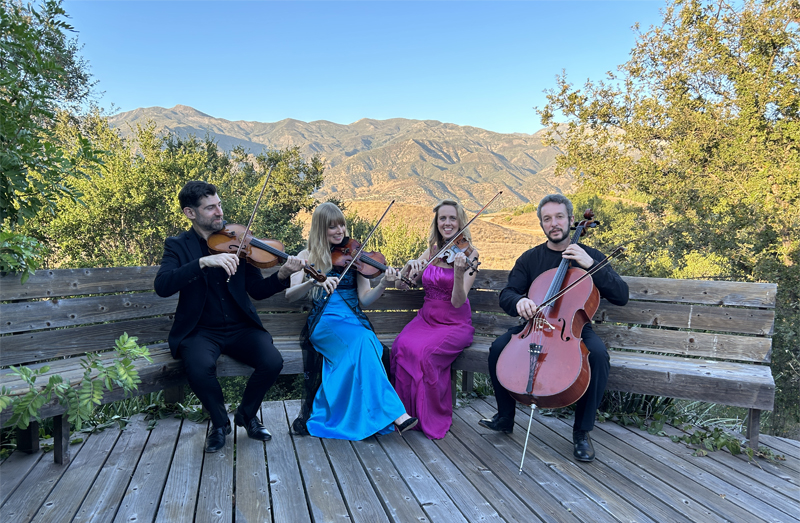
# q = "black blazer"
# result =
<box><xmin>154</xmin><ymin>228</ymin><xmax>289</xmax><ymax>358</ymax></box>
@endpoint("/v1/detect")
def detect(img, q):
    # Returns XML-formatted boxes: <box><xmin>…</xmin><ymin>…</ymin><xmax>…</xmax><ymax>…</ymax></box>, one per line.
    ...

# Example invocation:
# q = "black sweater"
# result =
<box><xmin>498</xmin><ymin>242</ymin><xmax>629</xmax><ymax>318</ymax></box>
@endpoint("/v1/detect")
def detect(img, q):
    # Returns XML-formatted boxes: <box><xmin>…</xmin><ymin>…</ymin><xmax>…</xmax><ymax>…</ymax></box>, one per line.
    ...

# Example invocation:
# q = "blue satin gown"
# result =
<box><xmin>305</xmin><ymin>270</ymin><xmax>406</xmax><ymax>440</ymax></box>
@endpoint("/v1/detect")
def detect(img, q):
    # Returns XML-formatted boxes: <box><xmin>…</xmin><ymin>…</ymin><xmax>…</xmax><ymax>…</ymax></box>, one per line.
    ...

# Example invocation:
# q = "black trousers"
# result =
<box><xmin>178</xmin><ymin>326</ymin><xmax>284</xmax><ymax>429</ymax></box>
<box><xmin>488</xmin><ymin>323</ymin><xmax>610</xmax><ymax>432</ymax></box>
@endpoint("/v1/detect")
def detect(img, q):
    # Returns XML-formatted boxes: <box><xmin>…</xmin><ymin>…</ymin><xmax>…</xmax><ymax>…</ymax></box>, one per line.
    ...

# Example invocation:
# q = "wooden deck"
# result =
<box><xmin>1</xmin><ymin>398</ymin><xmax>798</xmax><ymax>523</ymax></box>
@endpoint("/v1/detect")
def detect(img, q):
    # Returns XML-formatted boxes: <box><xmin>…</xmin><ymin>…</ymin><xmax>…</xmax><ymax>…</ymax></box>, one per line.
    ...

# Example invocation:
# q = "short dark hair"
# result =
<box><xmin>178</xmin><ymin>181</ymin><xmax>218</xmax><ymax>210</ymax></box>
<box><xmin>537</xmin><ymin>194</ymin><xmax>573</xmax><ymax>222</ymax></box>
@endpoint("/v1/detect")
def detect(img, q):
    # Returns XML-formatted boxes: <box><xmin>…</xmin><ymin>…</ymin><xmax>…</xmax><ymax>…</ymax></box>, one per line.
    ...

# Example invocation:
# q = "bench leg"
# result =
<box><xmin>15</xmin><ymin>421</ymin><xmax>39</xmax><ymax>454</ymax></box>
<box><xmin>461</xmin><ymin>371</ymin><xmax>474</xmax><ymax>395</ymax></box>
<box><xmin>53</xmin><ymin>415</ymin><xmax>71</xmax><ymax>465</ymax></box>
<box><xmin>164</xmin><ymin>385</ymin><xmax>185</xmax><ymax>404</ymax></box>
<box><xmin>746</xmin><ymin>409</ymin><xmax>761</xmax><ymax>450</ymax></box>
<box><xmin>451</xmin><ymin>368</ymin><xmax>458</xmax><ymax>407</ymax></box>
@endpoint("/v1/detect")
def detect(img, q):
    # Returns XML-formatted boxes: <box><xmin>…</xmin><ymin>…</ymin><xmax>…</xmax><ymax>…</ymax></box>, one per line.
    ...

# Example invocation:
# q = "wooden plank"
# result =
<box><xmin>594</xmin><ymin>324</ymin><xmax>773</xmax><ymax>362</ymax></box>
<box><xmin>196</xmin><ymin>412</ymin><xmax>234</xmax><ymax>523</ymax></box>
<box><xmin>288</xmin><ymin>406</ymin><xmax>349</xmax><ymax>522</ymax></box>
<box><xmin>377</xmin><ymin>432</ymin><xmax>469</xmax><ymax>523</ymax></box>
<box><xmin>402</xmin><ymin>432</ymin><xmax>503</xmax><ymax>522</ymax></box>
<box><xmin>606</xmin><ymin>351</ymin><xmax>775</xmax><ymax>410</ymax></box>
<box><xmin>351</xmin><ymin>437</ymin><xmax>431</xmax><ymax>523</ymax></box>
<box><xmin>522</xmin><ymin>404</ymin><xmax>737</xmax><ymax>523</ymax></box>
<box><xmin>1</xmin><ymin>293</ymin><xmax>178</xmax><ymax>334</ymax></box>
<box><xmin>234</xmin><ymin>405</ymin><xmax>271</xmax><ymax>523</ymax></box>
<box><xmin>155</xmin><ymin>419</ymin><xmax>207</xmax><ymax>523</ymax></box>
<box><xmin>262</xmin><ymin>401</ymin><xmax>311</xmax><ymax>523</ymax></box>
<box><xmin>447</xmin><ymin>407</ymin><xmax>583</xmax><ymax>523</ymax></box>
<box><xmin>0</xmin><ymin>448</ymin><xmax>44</xmax><ymax>505</ymax></box>
<box><xmin>0</xmin><ymin>316</ymin><xmax>174</xmax><ymax>366</ymax></box>
<box><xmin>69</xmin><ymin>416</ymin><xmax>151</xmax><ymax>523</ymax></box>
<box><xmin>0</xmin><ymin>266</ymin><xmax>161</xmax><ymax>300</ymax></box>
<box><xmin>458</xmin><ymin>402</ymin><xmax>641</xmax><ymax>523</ymax></box>
<box><xmin>15</xmin><ymin>429</ymin><xmax>117</xmax><ymax>523</ymax></box>
<box><xmin>759</xmin><ymin>434</ymin><xmax>800</xmax><ymax>460</ymax></box>
<box><xmin>659</xmin><ymin>424</ymin><xmax>800</xmax><ymax>505</ymax></box>
<box><xmin>589</xmin><ymin>418</ymin><xmax>790</xmax><ymax>523</ymax></box>
<box><xmin>0</xmin><ymin>438</ymin><xmax>88</xmax><ymax>523</ymax></box>
<box><xmin>323</xmin><ymin>438</ymin><xmax>390</xmax><ymax>523</ymax></box>
<box><xmin>617</xmin><ymin>421</ymin><xmax>798</xmax><ymax>522</ymax></box>
<box><xmin>433</xmin><ymin>431</ymin><xmax>544</xmax><ymax>523</ymax></box>
<box><xmin>113</xmin><ymin>416</ymin><xmax>182</xmax><ymax>523</ymax></box>
<box><xmin>624</xmin><ymin>276</ymin><xmax>777</xmax><ymax>307</ymax></box>
<box><xmin>595</xmin><ymin>300</ymin><xmax>776</xmax><ymax>335</ymax></box>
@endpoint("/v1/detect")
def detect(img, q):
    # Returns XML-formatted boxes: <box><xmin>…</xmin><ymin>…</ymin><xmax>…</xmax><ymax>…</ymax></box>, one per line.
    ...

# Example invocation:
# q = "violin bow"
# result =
<box><xmin>226</xmin><ymin>163</ymin><xmax>276</xmax><ymax>282</ymax></box>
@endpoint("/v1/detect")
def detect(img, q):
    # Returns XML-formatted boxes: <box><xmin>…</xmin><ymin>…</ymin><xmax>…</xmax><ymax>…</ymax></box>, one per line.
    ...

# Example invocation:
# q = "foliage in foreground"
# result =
<box><xmin>0</xmin><ymin>334</ymin><xmax>151</xmax><ymax>432</ymax></box>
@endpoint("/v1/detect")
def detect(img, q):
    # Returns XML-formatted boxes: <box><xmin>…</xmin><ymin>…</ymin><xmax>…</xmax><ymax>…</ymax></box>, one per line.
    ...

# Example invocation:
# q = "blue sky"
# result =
<box><xmin>64</xmin><ymin>1</ymin><xmax>666</xmax><ymax>134</ymax></box>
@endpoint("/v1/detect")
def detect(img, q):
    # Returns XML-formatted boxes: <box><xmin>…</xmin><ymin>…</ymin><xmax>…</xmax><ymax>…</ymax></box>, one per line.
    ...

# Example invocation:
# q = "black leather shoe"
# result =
<box><xmin>395</xmin><ymin>417</ymin><xmax>418</xmax><ymax>433</ymax></box>
<box><xmin>205</xmin><ymin>420</ymin><xmax>232</xmax><ymax>453</ymax></box>
<box><xmin>478</xmin><ymin>413</ymin><xmax>514</xmax><ymax>434</ymax></box>
<box><xmin>234</xmin><ymin>411</ymin><xmax>272</xmax><ymax>441</ymax></box>
<box><xmin>573</xmin><ymin>430</ymin><xmax>595</xmax><ymax>462</ymax></box>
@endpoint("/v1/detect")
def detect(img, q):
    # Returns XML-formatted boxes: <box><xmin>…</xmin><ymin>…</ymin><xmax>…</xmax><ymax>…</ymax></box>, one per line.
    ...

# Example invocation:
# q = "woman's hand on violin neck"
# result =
<box><xmin>404</xmin><ymin>258</ymin><xmax>427</xmax><ymax>275</ymax></box>
<box><xmin>561</xmin><ymin>244</ymin><xmax>594</xmax><ymax>269</ymax></box>
<box><xmin>516</xmin><ymin>297</ymin><xmax>538</xmax><ymax>321</ymax></box>
<box><xmin>200</xmin><ymin>253</ymin><xmax>240</xmax><ymax>276</ymax></box>
<box><xmin>278</xmin><ymin>256</ymin><xmax>306</xmax><ymax>280</ymax></box>
<box><xmin>318</xmin><ymin>276</ymin><xmax>340</xmax><ymax>295</ymax></box>
<box><xmin>382</xmin><ymin>267</ymin><xmax>399</xmax><ymax>284</ymax></box>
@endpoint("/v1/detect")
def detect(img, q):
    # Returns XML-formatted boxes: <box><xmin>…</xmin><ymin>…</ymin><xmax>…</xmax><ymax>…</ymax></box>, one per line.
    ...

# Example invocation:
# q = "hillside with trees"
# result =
<box><xmin>109</xmin><ymin>106</ymin><xmax>572</xmax><ymax>211</ymax></box>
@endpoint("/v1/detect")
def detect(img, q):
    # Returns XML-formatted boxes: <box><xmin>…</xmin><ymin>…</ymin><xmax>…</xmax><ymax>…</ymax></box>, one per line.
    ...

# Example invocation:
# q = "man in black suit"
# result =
<box><xmin>155</xmin><ymin>181</ymin><xmax>305</xmax><ymax>452</ymax></box>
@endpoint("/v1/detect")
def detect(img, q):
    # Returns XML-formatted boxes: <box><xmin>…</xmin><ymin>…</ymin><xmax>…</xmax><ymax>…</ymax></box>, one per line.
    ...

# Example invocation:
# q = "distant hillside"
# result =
<box><xmin>109</xmin><ymin>105</ymin><xmax>573</xmax><ymax>211</ymax></box>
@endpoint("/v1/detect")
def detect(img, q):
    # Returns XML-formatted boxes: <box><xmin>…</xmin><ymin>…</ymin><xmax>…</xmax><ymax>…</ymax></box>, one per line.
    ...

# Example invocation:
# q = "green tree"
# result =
<box><xmin>0</xmin><ymin>0</ymin><xmax>101</xmax><ymax>281</ymax></box>
<box><xmin>0</xmin><ymin>0</ymin><xmax>100</xmax><ymax>226</ymax></box>
<box><xmin>539</xmin><ymin>0</ymin><xmax>799</xmax><ymax>436</ymax></box>
<box><xmin>29</xmin><ymin>114</ymin><xmax>325</xmax><ymax>268</ymax></box>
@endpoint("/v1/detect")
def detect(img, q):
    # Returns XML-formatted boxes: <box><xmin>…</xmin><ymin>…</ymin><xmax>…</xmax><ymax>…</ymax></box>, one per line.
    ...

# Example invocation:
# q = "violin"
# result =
<box><xmin>495</xmin><ymin>209</ymin><xmax>600</xmax><ymax>409</ymax></box>
<box><xmin>430</xmin><ymin>233</ymin><xmax>480</xmax><ymax>275</ymax></box>
<box><xmin>331</xmin><ymin>237</ymin><xmax>416</xmax><ymax>287</ymax></box>
<box><xmin>207</xmin><ymin>223</ymin><xmax>326</xmax><ymax>282</ymax></box>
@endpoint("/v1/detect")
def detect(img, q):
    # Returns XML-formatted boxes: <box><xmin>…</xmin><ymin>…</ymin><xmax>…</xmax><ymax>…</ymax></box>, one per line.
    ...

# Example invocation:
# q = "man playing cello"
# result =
<box><xmin>480</xmin><ymin>194</ymin><xmax>629</xmax><ymax>462</ymax></box>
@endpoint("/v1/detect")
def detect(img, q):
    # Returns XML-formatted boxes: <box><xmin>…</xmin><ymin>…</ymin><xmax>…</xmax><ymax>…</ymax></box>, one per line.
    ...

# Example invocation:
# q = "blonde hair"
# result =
<box><xmin>428</xmin><ymin>199</ymin><xmax>471</xmax><ymax>254</ymax></box>
<box><xmin>307</xmin><ymin>202</ymin><xmax>347</xmax><ymax>276</ymax></box>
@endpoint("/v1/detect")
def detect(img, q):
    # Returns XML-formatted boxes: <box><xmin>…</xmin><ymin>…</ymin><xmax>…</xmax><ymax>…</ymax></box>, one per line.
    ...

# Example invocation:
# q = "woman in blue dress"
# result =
<box><xmin>287</xmin><ymin>202</ymin><xmax>417</xmax><ymax>440</ymax></box>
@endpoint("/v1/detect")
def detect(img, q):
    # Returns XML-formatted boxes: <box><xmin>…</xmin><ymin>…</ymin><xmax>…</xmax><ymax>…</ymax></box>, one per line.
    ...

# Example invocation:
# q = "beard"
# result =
<box><xmin>195</xmin><ymin>215</ymin><xmax>224</xmax><ymax>233</ymax></box>
<box><xmin>546</xmin><ymin>227</ymin><xmax>569</xmax><ymax>244</ymax></box>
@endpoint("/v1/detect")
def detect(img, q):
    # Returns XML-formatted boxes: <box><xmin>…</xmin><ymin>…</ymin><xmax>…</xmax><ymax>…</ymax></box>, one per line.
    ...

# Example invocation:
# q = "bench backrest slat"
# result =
<box><xmin>0</xmin><ymin>268</ymin><xmax>777</xmax><ymax>368</ymax></box>
<box><xmin>626</xmin><ymin>276</ymin><xmax>777</xmax><ymax>307</ymax></box>
<box><xmin>0</xmin><ymin>267</ymin><xmax>161</xmax><ymax>300</ymax></box>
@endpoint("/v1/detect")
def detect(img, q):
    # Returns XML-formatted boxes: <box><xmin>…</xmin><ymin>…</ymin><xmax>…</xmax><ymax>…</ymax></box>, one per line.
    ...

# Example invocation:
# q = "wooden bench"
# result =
<box><xmin>0</xmin><ymin>266</ymin><xmax>776</xmax><ymax>464</ymax></box>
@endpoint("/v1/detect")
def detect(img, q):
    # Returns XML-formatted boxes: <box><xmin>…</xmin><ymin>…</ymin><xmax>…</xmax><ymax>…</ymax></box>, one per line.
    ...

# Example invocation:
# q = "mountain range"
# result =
<box><xmin>108</xmin><ymin>105</ymin><xmax>572</xmax><ymax>211</ymax></box>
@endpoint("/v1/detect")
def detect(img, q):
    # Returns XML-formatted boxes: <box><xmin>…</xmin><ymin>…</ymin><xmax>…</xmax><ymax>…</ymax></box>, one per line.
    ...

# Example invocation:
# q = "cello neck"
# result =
<box><xmin>542</xmin><ymin>223</ymin><xmax>586</xmax><ymax>305</ymax></box>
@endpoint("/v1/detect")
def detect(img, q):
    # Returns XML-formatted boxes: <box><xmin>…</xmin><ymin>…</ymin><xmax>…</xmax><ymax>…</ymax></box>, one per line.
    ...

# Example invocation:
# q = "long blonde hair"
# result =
<box><xmin>307</xmin><ymin>202</ymin><xmax>347</xmax><ymax>276</ymax></box>
<box><xmin>428</xmin><ymin>199</ymin><xmax>471</xmax><ymax>254</ymax></box>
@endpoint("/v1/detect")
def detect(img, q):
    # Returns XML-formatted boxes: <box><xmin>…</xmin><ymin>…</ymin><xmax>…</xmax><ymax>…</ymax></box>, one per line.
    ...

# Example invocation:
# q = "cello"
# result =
<box><xmin>496</xmin><ymin>209</ymin><xmax>600</xmax><ymax>409</ymax></box>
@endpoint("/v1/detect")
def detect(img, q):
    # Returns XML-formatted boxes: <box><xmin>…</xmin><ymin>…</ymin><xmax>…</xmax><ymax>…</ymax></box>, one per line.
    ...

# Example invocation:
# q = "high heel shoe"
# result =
<box><xmin>395</xmin><ymin>417</ymin><xmax>418</xmax><ymax>433</ymax></box>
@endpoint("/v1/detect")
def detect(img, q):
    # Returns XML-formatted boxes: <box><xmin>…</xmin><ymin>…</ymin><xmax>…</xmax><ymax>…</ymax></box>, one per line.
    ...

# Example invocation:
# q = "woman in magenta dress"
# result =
<box><xmin>391</xmin><ymin>200</ymin><xmax>480</xmax><ymax>439</ymax></box>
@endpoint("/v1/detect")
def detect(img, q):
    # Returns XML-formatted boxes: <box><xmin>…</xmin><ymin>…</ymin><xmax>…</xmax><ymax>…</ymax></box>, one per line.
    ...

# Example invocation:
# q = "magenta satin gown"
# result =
<box><xmin>391</xmin><ymin>264</ymin><xmax>475</xmax><ymax>439</ymax></box>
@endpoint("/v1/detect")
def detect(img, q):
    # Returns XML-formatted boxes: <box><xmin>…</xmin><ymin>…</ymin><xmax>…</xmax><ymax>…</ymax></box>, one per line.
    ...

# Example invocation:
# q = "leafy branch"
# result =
<box><xmin>0</xmin><ymin>333</ymin><xmax>152</xmax><ymax>432</ymax></box>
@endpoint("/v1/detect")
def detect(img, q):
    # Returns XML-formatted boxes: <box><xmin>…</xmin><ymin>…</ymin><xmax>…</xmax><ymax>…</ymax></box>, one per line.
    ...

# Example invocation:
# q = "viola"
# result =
<box><xmin>331</xmin><ymin>237</ymin><xmax>415</xmax><ymax>287</ymax></box>
<box><xmin>495</xmin><ymin>209</ymin><xmax>599</xmax><ymax>409</ymax></box>
<box><xmin>207</xmin><ymin>223</ymin><xmax>326</xmax><ymax>282</ymax></box>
